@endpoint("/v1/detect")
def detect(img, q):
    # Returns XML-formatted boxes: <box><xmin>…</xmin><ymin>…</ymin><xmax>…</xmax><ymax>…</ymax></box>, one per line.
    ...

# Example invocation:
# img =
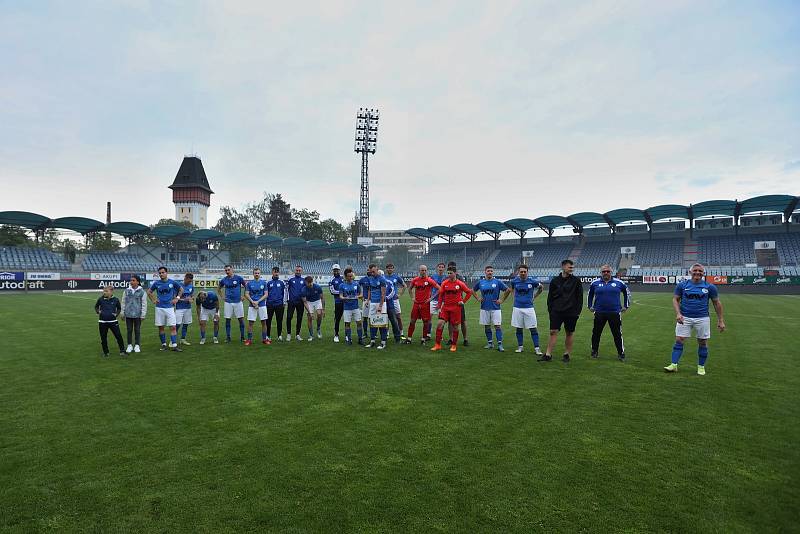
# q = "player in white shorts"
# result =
<box><xmin>219</xmin><ymin>265</ymin><xmax>246</xmax><ymax>343</ymax></box>
<box><xmin>509</xmin><ymin>265</ymin><xmax>544</xmax><ymax>354</ymax></box>
<box><xmin>429</xmin><ymin>262</ymin><xmax>447</xmax><ymax>316</ymax></box>
<box><xmin>245</xmin><ymin>268</ymin><xmax>269</xmax><ymax>346</ymax></box>
<box><xmin>473</xmin><ymin>266</ymin><xmax>511</xmax><ymax>351</ymax></box>
<box><xmin>339</xmin><ymin>268</ymin><xmax>364</xmax><ymax>344</ymax></box>
<box><xmin>175</xmin><ymin>273</ymin><xmax>195</xmax><ymax>345</ymax></box>
<box><xmin>384</xmin><ymin>263</ymin><xmax>405</xmax><ymax>338</ymax></box>
<box><xmin>147</xmin><ymin>266</ymin><xmax>183</xmax><ymax>352</ymax></box>
<box><xmin>301</xmin><ymin>276</ymin><xmax>325</xmax><ymax>340</ymax></box>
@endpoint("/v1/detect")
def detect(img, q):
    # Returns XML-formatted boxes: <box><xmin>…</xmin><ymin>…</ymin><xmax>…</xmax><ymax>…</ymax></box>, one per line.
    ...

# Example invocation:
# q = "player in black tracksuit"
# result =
<box><xmin>95</xmin><ymin>286</ymin><xmax>125</xmax><ymax>357</ymax></box>
<box><xmin>541</xmin><ymin>259</ymin><xmax>583</xmax><ymax>363</ymax></box>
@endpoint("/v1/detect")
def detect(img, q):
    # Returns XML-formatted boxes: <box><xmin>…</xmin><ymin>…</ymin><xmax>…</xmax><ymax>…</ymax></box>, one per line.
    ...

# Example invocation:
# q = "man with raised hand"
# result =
<box><xmin>286</xmin><ymin>265</ymin><xmax>306</xmax><ymax>342</ymax></box>
<box><xmin>195</xmin><ymin>290</ymin><xmax>220</xmax><ymax>344</ymax></box>
<box><xmin>219</xmin><ymin>264</ymin><xmax>246</xmax><ymax>343</ymax></box>
<box><xmin>664</xmin><ymin>263</ymin><xmax>725</xmax><ymax>376</ymax></box>
<box><xmin>509</xmin><ymin>264</ymin><xmax>544</xmax><ymax>355</ymax></box>
<box><xmin>431</xmin><ymin>265</ymin><xmax>473</xmax><ymax>353</ymax></box>
<box><xmin>473</xmin><ymin>265</ymin><xmax>511</xmax><ymax>352</ymax></box>
<box><xmin>588</xmin><ymin>264</ymin><xmax>630</xmax><ymax>361</ymax></box>
<box><xmin>406</xmin><ymin>264</ymin><xmax>441</xmax><ymax>345</ymax></box>
<box><xmin>264</xmin><ymin>266</ymin><xmax>286</xmax><ymax>343</ymax></box>
<box><xmin>384</xmin><ymin>263</ymin><xmax>406</xmax><ymax>340</ymax></box>
<box><xmin>147</xmin><ymin>266</ymin><xmax>183</xmax><ymax>352</ymax></box>
<box><xmin>175</xmin><ymin>273</ymin><xmax>195</xmax><ymax>346</ymax></box>
<box><xmin>339</xmin><ymin>267</ymin><xmax>363</xmax><ymax>345</ymax></box>
<box><xmin>329</xmin><ymin>264</ymin><xmax>345</xmax><ymax>343</ymax></box>
<box><xmin>302</xmin><ymin>275</ymin><xmax>325</xmax><ymax>341</ymax></box>
<box><xmin>541</xmin><ymin>259</ymin><xmax>583</xmax><ymax>363</ymax></box>
<box><xmin>245</xmin><ymin>267</ymin><xmax>269</xmax><ymax>346</ymax></box>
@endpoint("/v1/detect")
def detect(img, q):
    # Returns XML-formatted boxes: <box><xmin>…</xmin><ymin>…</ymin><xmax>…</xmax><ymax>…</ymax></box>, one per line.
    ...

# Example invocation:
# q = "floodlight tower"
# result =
<box><xmin>354</xmin><ymin>108</ymin><xmax>379</xmax><ymax>238</ymax></box>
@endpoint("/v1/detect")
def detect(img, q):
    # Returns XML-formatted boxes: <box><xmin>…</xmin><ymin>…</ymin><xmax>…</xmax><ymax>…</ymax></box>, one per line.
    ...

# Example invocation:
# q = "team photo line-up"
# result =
<box><xmin>95</xmin><ymin>259</ymin><xmax>725</xmax><ymax>374</ymax></box>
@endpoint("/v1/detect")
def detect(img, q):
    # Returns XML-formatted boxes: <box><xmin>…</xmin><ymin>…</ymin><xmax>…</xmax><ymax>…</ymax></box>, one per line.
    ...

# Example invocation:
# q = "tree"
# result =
<box><xmin>0</xmin><ymin>225</ymin><xmax>31</xmax><ymax>246</ymax></box>
<box><xmin>262</xmin><ymin>194</ymin><xmax>296</xmax><ymax>236</ymax></box>
<box><xmin>381</xmin><ymin>245</ymin><xmax>412</xmax><ymax>271</ymax></box>
<box><xmin>347</xmin><ymin>215</ymin><xmax>359</xmax><ymax>245</ymax></box>
<box><xmin>319</xmin><ymin>218</ymin><xmax>349</xmax><ymax>243</ymax></box>
<box><xmin>293</xmin><ymin>208</ymin><xmax>322</xmax><ymax>240</ymax></box>
<box><xmin>88</xmin><ymin>233</ymin><xmax>121</xmax><ymax>252</ymax></box>
<box><xmin>212</xmin><ymin>206</ymin><xmax>253</xmax><ymax>234</ymax></box>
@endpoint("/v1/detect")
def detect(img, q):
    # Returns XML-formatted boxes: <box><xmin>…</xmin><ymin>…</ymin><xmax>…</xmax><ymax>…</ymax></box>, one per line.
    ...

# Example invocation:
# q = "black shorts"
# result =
<box><xmin>549</xmin><ymin>313</ymin><xmax>579</xmax><ymax>333</ymax></box>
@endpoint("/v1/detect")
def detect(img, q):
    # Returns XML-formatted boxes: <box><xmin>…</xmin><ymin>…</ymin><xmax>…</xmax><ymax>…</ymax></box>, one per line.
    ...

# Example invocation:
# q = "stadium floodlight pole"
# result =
<box><xmin>354</xmin><ymin>108</ymin><xmax>379</xmax><ymax>238</ymax></box>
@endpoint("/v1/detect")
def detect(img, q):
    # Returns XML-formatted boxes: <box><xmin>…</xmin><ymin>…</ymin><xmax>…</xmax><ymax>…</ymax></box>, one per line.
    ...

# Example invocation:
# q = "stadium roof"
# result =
<box><xmin>222</xmin><ymin>231</ymin><xmax>255</xmax><ymax>244</ymax></box>
<box><xmin>51</xmin><ymin>216</ymin><xmax>106</xmax><ymax>234</ymax></box>
<box><xmin>645</xmin><ymin>204</ymin><xmax>689</xmax><ymax>222</ymax></box>
<box><xmin>451</xmin><ymin>223</ymin><xmax>483</xmax><ymax>237</ymax></box>
<box><xmin>190</xmin><ymin>229</ymin><xmax>225</xmax><ymax>241</ymax></box>
<box><xmin>739</xmin><ymin>194</ymin><xmax>796</xmax><ymax>215</ymax></box>
<box><xmin>0</xmin><ymin>211</ymin><xmax>51</xmax><ymax>231</ymax></box>
<box><xmin>149</xmin><ymin>225</ymin><xmax>191</xmax><ymax>239</ymax></box>
<box><xmin>476</xmin><ymin>220</ymin><xmax>507</xmax><ymax>235</ymax></box>
<box><xmin>406</xmin><ymin>227</ymin><xmax>437</xmax><ymax>240</ymax></box>
<box><xmin>691</xmin><ymin>199</ymin><xmax>736</xmax><ymax>219</ymax></box>
<box><xmin>254</xmin><ymin>234</ymin><xmax>281</xmax><ymax>246</ymax></box>
<box><xmin>428</xmin><ymin>225</ymin><xmax>458</xmax><ymax>238</ymax></box>
<box><xmin>281</xmin><ymin>237</ymin><xmax>307</xmax><ymax>248</ymax></box>
<box><xmin>503</xmin><ymin>218</ymin><xmax>539</xmax><ymax>233</ymax></box>
<box><xmin>104</xmin><ymin>221</ymin><xmax>149</xmax><ymax>237</ymax></box>
<box><xmin>567</xmin><ymin>212</ymin><xmax>607</xmax><ymax>228</ymax></box>
<box><xmin>534</xmin><ymin>215</ymin><xmax>573</xmax><ymax>231</ymax></box>
<box><xmin>306</xmin><ymin>239</ymin><xmax>329</xmax><ymax>249</ymax></box>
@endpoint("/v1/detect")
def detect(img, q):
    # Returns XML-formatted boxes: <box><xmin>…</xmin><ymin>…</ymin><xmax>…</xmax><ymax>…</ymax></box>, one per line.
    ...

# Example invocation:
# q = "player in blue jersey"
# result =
<box><xmin>509</xmin><ymin>265</ymin><xmax>544</xmax><ymax>354</ymax></box>
<box><xmin>195</xmin><ymin>290</ymin><xmax>220</xmax><ymax>344</ymax></box>
<box><xmin>380</xmin><ymin>269</ymin><xmax>403</xmax><ymax>343</ymax></box>
<box><xmin>587</xmin><ymin>265</ymin><xmax>630</xmax><ymax>361</ymax></box>
<box><xmin>146</xmin><ymin>266</ymin><xmax>183</xmax><ymax>352</ymax></box>
<box><xmin>665</xmin><ymin>263</ymin><xmax>725</xmax><ymax>375</ymax></box>
<box><xmin>286</xmin><ymin>265</ymin><xmax>306</xmax><ymax>341</ymax></box>
<box><xmin>384</xmin><ymin>263</ymin><xmax>406</xmax><ymax>341</ymax></box>
<box><xmin>265</xmin><ymin>267</ymin><xmax>286</xmax><ymax>343</ymax></box>
<box><xmin>329</xmin><ymin>264</ymin><xmax>344</xmax><ymax>342</ymax></box>
<box><xmin>429</xmin><ymin>262</ymin><xmax>447</xmax><ymax>317</ymax></box>
<box><xmin>339</xmin><ymin>267</ymin><xmax>363</xmax><ymax>345</ymax></box>
<box><xmin>302</xmin><ymin>276</ymin><xmax>325</xmax><ymax>340</ymax></box>
<box><xmin>358</xmin><ymin>269</ymin><xmax>372</xmax><ymax>339</ymax></box>
<box><xmin>365</xmin><ymin>264</ymin><xmax>389</xmax><ymax>349</ymax></box>
<box><xmin>245</xmin><ymin>268</ymin><xmax>269</xmax><ymax>346</ymax></box>
<box><xmin>219</xmin><ymin>264</ymin><xmax>246</xmax><ymax>343</ymax></box>
<box><xmin>175</xmin><ymin>273</ymin><xmax>194</xmax><ymax>346</ymax></box>
<box><xmin>473</xmin><ymin>266</ymin><xmax>511</xmax><ymax>352</ymax></box>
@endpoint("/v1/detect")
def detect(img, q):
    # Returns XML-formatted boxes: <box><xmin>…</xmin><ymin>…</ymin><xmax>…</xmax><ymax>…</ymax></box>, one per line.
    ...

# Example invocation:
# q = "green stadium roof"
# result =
<box><xmin>50</xmin><ymin>216</ymin><xmax>105</xmax><ymax>234</ymax></box>
<box><xmin>567</xmin><ymin>212</ymin><xmax>607</xmax><ymax>228</ymax></box>
<box><xmin>190</xmin><ymin>229</ymin><xmax>225</xmax><ymax>241</ymax></box>
<box><xmin>220</xmin><ymin>231</ymin><xmax>254</xmax><ymax>244</ymax></box>
<box><xmin>253</xmin><ymin>234</ymin><xmax>282</xmax><ymax>246</ymax></box>
<box><xmin>534</xmin><ymin>215</ymin><xmax>573</xmax><ymax>231</ymax></box>
<box><xmin>0</xmin><ymin>211</ymin><xmax>50</xmax><ymax>230</ymax></box>
<box><xmin>104</xmin><ymin>221</ymin><xmax>149</xmax><ymax>237</ymax></box>
<box><xmin>503</xmin><ymin>218</ymin><xmax>538</xmax><ymax>233</ymax></box>
<box><xmin>406</xmin><ymin>227</ymin><xmax>437</xmax><ymax>239</ymax></box>
<box><xmin>428</xmin><ymin>225</ymin><xmax>457</xmax><ymax>237</ymax></box>
<box><xmin>328</xmin><ymin>241</ymin><xmax>350</xmax><ymax>251</ymax></box>
<box><xmin>739</xmin><ymin>194</ymin><xmax>796</xmax><ymax>215</ymax></box>
<box><xmin>476</xmin><ymin>220</ymin><xmax>508</xmax><ymax>235</ymax></box>
<box><xmin>451</xmin><ymin>223</ymin><xmax>483</xmax><ymax>236</ymax></box>
<box><xmin>306</xmin><ymin>239</ymin><xmax>329</xmax><ymax>249</ymax></box>
<box><xmin>282</xmin><ymin>237</ymin><xmax>307</xmax><ymax>248</ymax></box>
<box><xmin>605</xmin><ymin>208</ymin><xmax>647</xmax><ymax>225</ymax></box>
<box><xmin>645</xmin><ymin>204</ymin><xmax>689</xmax><ymax>222</ymax></box>
<box><xmin>691</xmin><ymin>199</ymin><xmax>736</xmax><ymax>219</ymax></box>
<box><xmin>150</xmin><ymin>225</ymin><xmax>192</xmax><ymax>239</ymax></box>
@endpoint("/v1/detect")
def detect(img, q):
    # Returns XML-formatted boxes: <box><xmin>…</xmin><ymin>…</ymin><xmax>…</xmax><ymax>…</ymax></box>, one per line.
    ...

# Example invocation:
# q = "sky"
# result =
<box><xmin>1</xmin><ymin>0</ymin><xmax>799</xmax><ymax>234</ymax></box>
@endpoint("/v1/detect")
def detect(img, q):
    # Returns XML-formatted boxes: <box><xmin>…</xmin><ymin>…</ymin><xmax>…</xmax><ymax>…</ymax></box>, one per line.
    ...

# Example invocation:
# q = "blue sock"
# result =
<box><xmin>225</xmin><ymin>319</ymin><xmax>231</xmax><ymax>339</ymax></box>
<box><xmin>485</xmin><ymin>327</ymin><xmax>493</xmax><ymax>342</ymax></box>
<box><xmin>200</xmin><ymin>330</ymin><xmax>206</xmax><ymax>340</ymax></box>
<box><xmin>345</xmin><ymin>327</ymin><xmax>351</xmax><ymax>340</ymax></box>
<box><xmin>698</xmin><ymin>346</ymin><xmax>708</xmax><ymax>366</ymax></box>
<box><xmin>380</xmin><ymin>328</ymin><xmax>388</xmax><ymax>342</ymax></box>
<box><xmin>671</xmin><ymin>342</ymin><xmax>684</xmax><ymax>364</ymax></box>
<box><xmin>357</xmin><ymin>325</ymin><xmax>363</xmax><ymax>341</ymax></box>
<box><xmin>170</xmin><ymin>334</ymin><xmax>177</xmax><ymax>345</ymax></box>
<box><xmin>370</xmin><ymin>327</ymin><xmax>377</xmax><ymax>340</ymax></box>
<box><xmin>516</xmin><ymin>328</ymin><xmax>524</xmax><ymax>347</ymax></box>
<box><xmin>262</xmin><ymin>330</ymin><xmax>267</xmax><ymax>341</ymax></box>
<box><xmin>239</xmin><ymin>322</ymin><xmax>245</xmax><ymax>340</ymax></box>
<box><xmin>495</xmin><ymin>329</ymin><xmax>503</xmax><ymax>342</ymax></box>
<box><xmin>247</xmin><ymin>331</ymin><xmax>253</xmax><ymax>340</ymax></box>
<box><xmin>181</xmin><ymin>324</ymin><xmax>188</xmax><ymax>339</ymax></box>
<box><xmin>530</xmin><ymin>328</ymin><xmax>540</xmax><ymax>348</ymax></box>
<box><xmin>159</xmin><ymin>333</ymin><xmax>166</xmax><ymax>345</ymax></box>
<box><xmin>213</xmin><ymin>325</ymin><xmax>219</xmax><ymax>338</ymax></box>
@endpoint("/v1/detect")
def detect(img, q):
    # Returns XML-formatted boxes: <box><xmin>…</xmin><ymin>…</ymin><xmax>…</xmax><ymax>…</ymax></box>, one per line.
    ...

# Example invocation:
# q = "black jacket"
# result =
<box><xmin>547</xmin><ymin>274</ymin><xmax>583</xmax><ymax>316</ymax></box>
<box><xmin>95</xmin><ymin>296</ymin><xmax>121</xmax><ymax>322</ymax></box>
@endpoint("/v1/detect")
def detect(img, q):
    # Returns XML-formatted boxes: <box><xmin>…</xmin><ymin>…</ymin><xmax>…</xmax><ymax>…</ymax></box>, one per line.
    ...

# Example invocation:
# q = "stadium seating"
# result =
<box><xmin>0</xmin><ymin>246</ymin><xmax>71</xmax><ymax>271</ymax></box>
<box><xmin>82</xmin><ymin>252</ymin><xmax>155</xmax><ymax>272</ymax></box>
<box><xmin>621</xmin><ymin>238</ymin><xmax>684</xmax><ymax>267</ymax></box>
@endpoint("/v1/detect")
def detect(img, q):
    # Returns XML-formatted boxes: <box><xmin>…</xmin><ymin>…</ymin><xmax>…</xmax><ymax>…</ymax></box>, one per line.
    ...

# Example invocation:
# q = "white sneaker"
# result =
<box><xmin>664</xmin><ymin>363</ymin><xmax>678</xmax><ymax>372</ymax></box>
<box><xmin>534</xmin><ymin>347</ymin><xmax>543</xmax><ymax>356</ymax></box>
<box><xmin>169</xmin><ymin>343</ymin><xmax>177</xmax><ymax>348</ymax></box>
<box><xmin>308</xmin><ymin>336</ymin><xmax>314</xmax><ymax>342</ymax></box>
<box><xmin>317</xmin><ymin>331</ymin><xmax>322</xmax><ymax>339</ymax></box>
<box><xmin>134</xmin><ymin>345</ymin><xmax>141</xmax><ymax>353</ymax></box>
<box><xmin>377</xmin><ymin>342</ymin><xmax>386</xmax><ymax>350</ymax></box>
<box><xmin>126</xmin><ymin>344</ymin><xmax>133</xmax><ymax>353</ymax></box>
<box><xmin>181</xmin><ymin>339</ymin><xmax>191</xmax><ymax>346</ymax></box>
<box><xmin>515</xmin><ymin>346</ymin><xmax>524</xmax><ymax>353</ymax></box>
<box><xmin>334</xmin><ymin>335</ymin><xmax>340</xmax><ymax>343</ymax></box>
<box><xmin>213</xmin><ymin>337</ymin><xmax>219</xmax><ymax>344</ymax></box>
<box><xmin>697</xmin><ymin>365</ymin><xmax>706</xmax><ymax>376</ymax></box>
<box><xmin>199</xmin><ymin>338</ymin><xmax>206</xmax><ymax>345</ymax></box>
<box><xmin>296</xmin><ymin>334</ymin><xmax>302</xmax><ymax>341</ymax></box>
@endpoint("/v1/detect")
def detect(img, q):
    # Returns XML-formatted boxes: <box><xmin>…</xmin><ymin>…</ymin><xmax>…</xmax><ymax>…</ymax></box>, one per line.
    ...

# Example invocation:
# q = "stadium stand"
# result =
<box><xmin>0</xmin><ymin>246</ymin><xmax>70</xmax><ymax>271</ymax></box>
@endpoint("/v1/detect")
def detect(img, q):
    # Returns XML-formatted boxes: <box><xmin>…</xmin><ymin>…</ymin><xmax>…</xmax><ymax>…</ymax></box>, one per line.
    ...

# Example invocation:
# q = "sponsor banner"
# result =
<box><xmin>521</xmin><ymin>250</ymin><xmax>535</xmax><ymax>258</ymax></box>
<box><xmin>0</xmin><ymin>271</ymin><xmax>24</xmax><ymax>281</ymax></box>
<box><xmin>729</xmin><ymin>276</ymin><xmax>752</xmax><ymax>285</ymax></box>
<box><xmin>775</xmin><ymin>276</ymin><xmax>793</xmax><ymax>285</ymax></box>
<box><xmin>0</xmin><ymin>279</ymin><xmax>38</xmax><ymax>291</ymax></box>
<box><xmin>643</xmin><ymin>275</ymin><xmax>669</xmax><ymax>284</ymax></box>
<box><xmin>357</xmin><ymin>237</ymin><xmax>373</xmax><ymax>245</ymax></box>
<box><xmin>26</xmin><ymin>272</ymin><xmax>61</xmax><ymax>280</ymax></box>
<box><xmin>706</xmin><ymin>275</ymin><xmax>728</xmax><ymax>285</ymax></box>
<box><xmin>620</xmin><ymin>246</ymin><xmax>636</xmax><ymax>254</ymax></box>
<box><xmin>754</xmin><ymin>241</ymin><xmax>776</xmax><ymax>250</ymax></box>
<box><xmin>91</xmin><ymin>272</ymin><xmax>122</xmax><ymax>280</ymax></box>
<box><xmin>618</xmin><ymin>275</ymin><xmax>642</xmax><ymax>284</ymax></box>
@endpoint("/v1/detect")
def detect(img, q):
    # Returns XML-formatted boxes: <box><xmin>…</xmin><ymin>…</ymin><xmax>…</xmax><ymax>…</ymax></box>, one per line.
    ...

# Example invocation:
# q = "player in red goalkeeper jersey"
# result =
<box><xmin>405</xmin><ymin>264</ymin><xmax>441</xmax><ymax>344</ymax></box>
<box><xmin>431</xmin><ymin>266</ymin><xmax>473</xmax><ymax>352</ymax></box>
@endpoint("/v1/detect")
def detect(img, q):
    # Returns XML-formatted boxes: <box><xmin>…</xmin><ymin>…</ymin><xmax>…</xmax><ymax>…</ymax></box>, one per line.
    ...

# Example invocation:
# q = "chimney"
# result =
<box><xmin>106</xmin><ymin>202</ymin><xmax>111</xmax><ymax>224</ymax></box>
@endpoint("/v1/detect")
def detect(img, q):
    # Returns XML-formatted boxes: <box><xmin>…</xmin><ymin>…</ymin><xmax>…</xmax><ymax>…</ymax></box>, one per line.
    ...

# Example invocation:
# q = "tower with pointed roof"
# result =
<box><xmin>169</xmin><ymin>156</ymin><xmax>214</xmax><ymax>229</ymax></box>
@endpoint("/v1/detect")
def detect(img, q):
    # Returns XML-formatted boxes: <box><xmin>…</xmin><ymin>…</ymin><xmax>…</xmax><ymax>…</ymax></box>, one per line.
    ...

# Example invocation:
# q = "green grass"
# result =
<box><xmin>1</xmin><ymin>291</ymin><xmax>798</xmax><ymax>533</ymax></box>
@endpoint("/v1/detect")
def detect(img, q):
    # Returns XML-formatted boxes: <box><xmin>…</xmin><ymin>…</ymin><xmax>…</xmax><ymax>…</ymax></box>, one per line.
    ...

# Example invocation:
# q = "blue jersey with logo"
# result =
<box><xmin>176</xmin><ymin>282</ymin><xmax>194</xmax><ymax>310</ymax></box>
<box><xmin>385</xmin><ymin>273</ymin><xmax>404</xmax><ymax>300</ymax></box>
<box><xmin>367</xmin><ymin>275</ymin><xmax>387</xmax><ymax>304</ymax></box>
<box><xmin>510</xmin><ymin>276</ymin><xmax>541</xmax><ymax>309</ymax></box>
<box><xmin>473</xmin><ymin>278</ymin><xmax>508</xmax><ymax>311</ymax></box>
<box><xmin>385</xmin><ymin>279</ymin><xmax>396</xmax><ymax>302</ymax></box>
<box><xmin>588</xmin><ymin>278</ymin><xmax>630</xmax><ymax>313</ymax></box>
<box><xmin>287</xmin><ymin>275</ymin><xmax>305</xmax><ymax>303</ymax></box>
<box><xmin>266</xmin><ymin>278</ymin><xmax>286</xmax><ymax>306</ymax></box>
<box><xmin>150</xmin><ymin>279</ymin><xmax>179</xmax><ymax>309</ymax></box>
<box><xmin>358</xmin><ymin>276</ymin><xmax>371</xmax><ymax>300</ymax></box>
<box><xmin>246</xmin><ymin>279</ymin><xmax>268</xmax><ymax>307</ymax></box>
<box><xmin>339</xmin><ymin>281</ymin><xmax>361</xmax><ymax>310</ymax></box>
<box><xmin>302</xmin><ymin>283</ymin><xmax>323</xmax><ymax>302</ymax></box>
<box><xmin>219</xmin><ymin>275</ymin><xmax>245</xmax><ymax>303</ymax></box>
<box><xmin>430</xmin><ymin>273</ymin><xmax>446</xmax><ymax>299</ymax></box>
<box><xmin>329</xmin><ymin>275</ymin><xmax>344</xmax><ymax>302</ymax></box>
<box><xmin>675</xmin><ymin>279</ymin><xmax>718</xmax><ymax>318</ymax></box>
<box><xmin>197</xmin><ymin>290</ymin><xmax>219</xmax><ymax>310</ymax></box>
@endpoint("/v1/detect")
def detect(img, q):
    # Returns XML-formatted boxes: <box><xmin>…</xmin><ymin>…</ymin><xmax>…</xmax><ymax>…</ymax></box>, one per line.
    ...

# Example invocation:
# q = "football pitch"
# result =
<box><xmin>1</xmin><ymin>291</ymin><xmax>798</xmax><ymax>533</ymax></box>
